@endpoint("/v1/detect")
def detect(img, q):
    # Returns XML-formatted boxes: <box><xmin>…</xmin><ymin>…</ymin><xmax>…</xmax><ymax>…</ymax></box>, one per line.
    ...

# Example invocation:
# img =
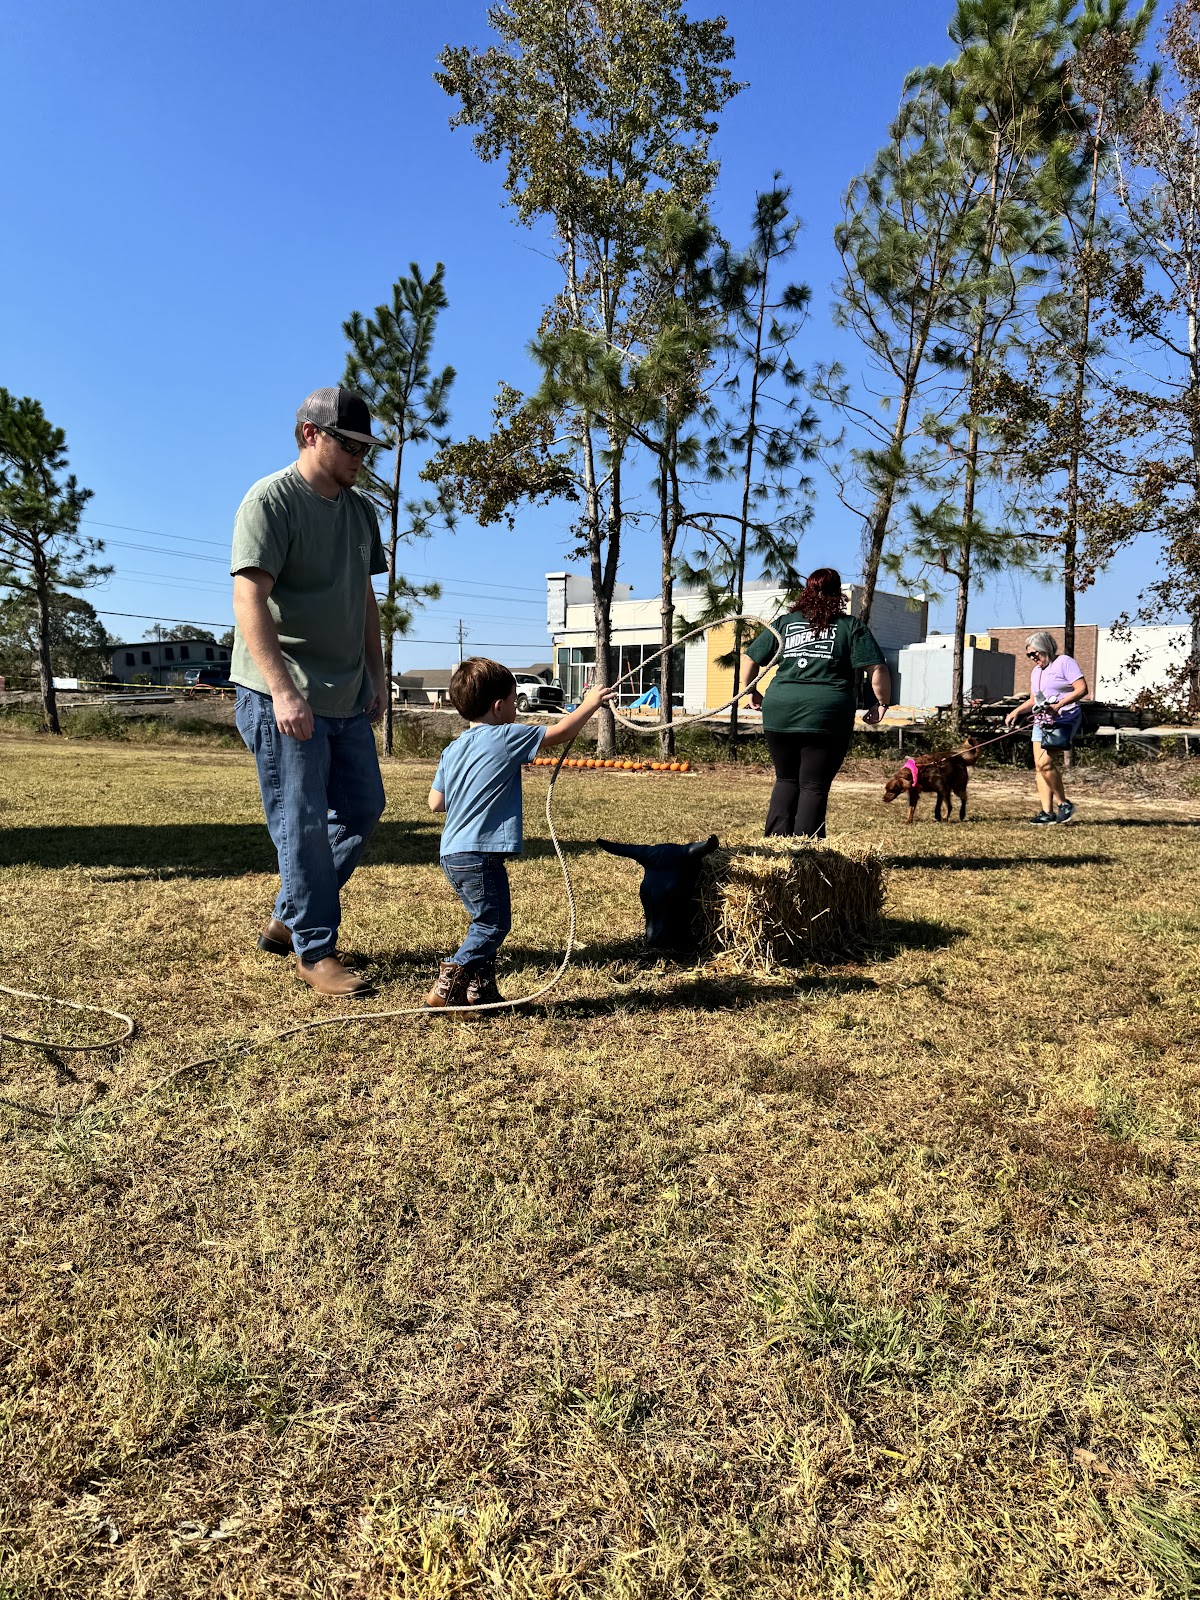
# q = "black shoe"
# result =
<box><xmin>1056</xmin><ymin>801</ymin><xmax>1076</xmax><ymax>824</ymax></box>
<box><xmin>1029</xmin><ymin>811</ymin><xmax>1057</xmax><ymax>826</ymax></box>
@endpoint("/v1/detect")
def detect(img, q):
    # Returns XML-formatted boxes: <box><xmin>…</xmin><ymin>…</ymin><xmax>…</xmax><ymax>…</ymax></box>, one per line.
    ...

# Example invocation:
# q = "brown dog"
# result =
<box><xmin>882</xmin><ymin>745</ymin><xmax>979</xmax><ymax>824</ymax></box>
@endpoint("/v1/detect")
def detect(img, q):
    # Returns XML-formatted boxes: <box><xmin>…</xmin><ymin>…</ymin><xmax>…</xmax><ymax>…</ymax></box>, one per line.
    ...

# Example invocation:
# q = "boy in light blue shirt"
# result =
<box><xmin>426</xmin><ymin>657</ymin><xmax>617</xmax><ymax>1007</ymax></box>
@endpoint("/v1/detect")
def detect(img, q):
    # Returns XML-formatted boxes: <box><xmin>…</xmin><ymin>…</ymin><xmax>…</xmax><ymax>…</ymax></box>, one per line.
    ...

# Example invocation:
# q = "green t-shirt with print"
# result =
<box><xmin>746</xmin><ymin>611</ymin><xmax>884</xmax><ymax>735</ymax></box>
<box><xmin>230</xmin><ymin>464</ymin><xmax>387</xmax><ymax>718</ymax></box>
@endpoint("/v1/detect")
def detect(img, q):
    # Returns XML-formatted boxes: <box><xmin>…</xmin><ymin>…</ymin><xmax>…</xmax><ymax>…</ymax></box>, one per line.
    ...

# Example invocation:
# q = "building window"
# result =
<box><xmin>626</xmin><ymin>643</ymin><xmax>684</xmax><ymax>706</ymax></box>
<box><xmin>164</xmin><ymin>647</ymin><xmax>175</xmax><ymax>661</ymax></box>
<box><xmin>562</xmin><ymin>646</ymin><xmax>595</xmax><ymax>706</ymax></box>
<box><xmin>141</xmin><ymin>651</ymin><xmax>151</xmax><ymax>665</ymax></box>
<box><xmin>559</xmin><ymin>642</ymin><xmax>686</xmax><ymax>706</ymax></box>
<box><xmin>180</xmin><ymin>645</ymin><xmax>190</xmax><ymax>660</ymax></box>
<box><xmin>125</xmin><ymin>652</ymin><xmax>135</xmax><ymax>666</ymax></box>
<box><xmin>219</xmin><ymin>649</ymin><xmax>228</xmax><ymax>661</ymax></box>
<box><xmin>205</xmin><ymin>647</ymin><xmax>214</xmax><ymax>660</ymax></box>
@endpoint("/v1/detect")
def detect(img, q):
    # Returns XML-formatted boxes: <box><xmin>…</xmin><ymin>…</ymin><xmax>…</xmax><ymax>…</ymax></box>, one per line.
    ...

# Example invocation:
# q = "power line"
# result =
<box><xmin>91</xmin><ymin>607</ymin><xmax>550</xmax><ymax>651</ymax></box>
<box><xmin>100</xmin><ymin>577</ymin><xmax>542</xmax><ymax>626</ymax></box>
<box><xmin>93</xmin><ymin>608</ymin><xmax>233</xmax><ymax>629</ymax></box>
<box><xmin>83</xmin><ymin>518</ymin><xmax>228</xmax><ymax>550</ymax></box>
<box><xmin>80</xmin><ymin>518</ymin><xmax>545</xmax><ymax>594</ymax></box>
<box><xmin>95</xmin><ymin>544</ymin><xmax>546</xmax><ymax>609</ymax></box>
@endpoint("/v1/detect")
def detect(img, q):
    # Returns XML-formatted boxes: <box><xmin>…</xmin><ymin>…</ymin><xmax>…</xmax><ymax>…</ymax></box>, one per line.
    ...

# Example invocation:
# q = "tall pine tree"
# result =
<box><xmin>342</xmin><ymin>263</ymin><xmax>455</xmax><ymax>757</ymax></box>
<box><xmin>433</xmin><ymin>0</ymin><xmax>740</xmax><ymax>754</ymax></box>
<box><xmin>0</xmin><ymin>391</ymin><xmax>106</xmax><ymax>733</ymax></box>
<box><xmin>678</xmin><ymin>183</ymin><xmax>816</xmax><ymax>757</ymax></box>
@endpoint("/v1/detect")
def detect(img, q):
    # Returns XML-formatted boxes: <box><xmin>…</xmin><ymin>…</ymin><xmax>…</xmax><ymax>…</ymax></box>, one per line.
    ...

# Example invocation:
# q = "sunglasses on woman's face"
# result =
<box><xmin>1026</xmin><ymin>651</ymin><xmax>1044</xmax><ymax>660</ymax></box>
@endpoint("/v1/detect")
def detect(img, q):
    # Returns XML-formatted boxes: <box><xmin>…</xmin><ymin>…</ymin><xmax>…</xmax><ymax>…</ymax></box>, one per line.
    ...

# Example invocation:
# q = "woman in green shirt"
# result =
<box><xmin>742</xmin><ymin>568</ymin><xmax>890</xmax><ymax>837</ymax></box>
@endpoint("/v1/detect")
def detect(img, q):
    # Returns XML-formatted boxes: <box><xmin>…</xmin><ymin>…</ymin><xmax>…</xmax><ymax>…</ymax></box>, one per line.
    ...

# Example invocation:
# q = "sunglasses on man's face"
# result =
<box><xmin>319</xmin><ymin>427</ymin><xmax>371</xmax><ymax>458</ymax></box>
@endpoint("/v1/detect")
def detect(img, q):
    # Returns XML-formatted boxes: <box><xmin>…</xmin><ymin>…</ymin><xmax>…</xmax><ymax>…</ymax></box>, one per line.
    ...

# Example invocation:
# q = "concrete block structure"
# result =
<box><xmin>895</xmin><ymin>635</ymin><xmax>1014</xmax><ymax>709</ymax></box>
<box><xmin>1094</xmin><ymin>624</ymin><xmax>1194</xmax><ymax>702</ymax></box>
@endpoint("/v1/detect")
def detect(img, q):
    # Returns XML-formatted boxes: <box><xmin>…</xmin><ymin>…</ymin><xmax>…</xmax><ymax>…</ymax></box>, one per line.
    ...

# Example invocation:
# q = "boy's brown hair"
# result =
<box><xmin>449</xmin><ymin>657</ymin><xmax>516</xmax><ymax>721</ymax></box>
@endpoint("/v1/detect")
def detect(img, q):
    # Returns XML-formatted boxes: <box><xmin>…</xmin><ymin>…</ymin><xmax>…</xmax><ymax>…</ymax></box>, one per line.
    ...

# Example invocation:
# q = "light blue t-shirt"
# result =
<box><xmin>434</xmin><ymin>722</ymin><xmax>547</xmax><ymax>856</ymax></box>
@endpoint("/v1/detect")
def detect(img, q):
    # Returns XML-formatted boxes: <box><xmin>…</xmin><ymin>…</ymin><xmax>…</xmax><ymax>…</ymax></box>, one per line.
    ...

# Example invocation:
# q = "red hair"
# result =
<box><xmin>794</xmin><ymin>568</ymin><xmax>846</xmax><ymax>632</ymax></box>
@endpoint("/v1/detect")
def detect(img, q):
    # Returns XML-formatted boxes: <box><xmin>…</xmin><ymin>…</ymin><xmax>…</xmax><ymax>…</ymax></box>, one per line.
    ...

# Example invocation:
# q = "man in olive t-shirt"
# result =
<box><xmin>231</xmin><ymin>387</ymin><xmax>388</xmax><ymax>997</ymax></box>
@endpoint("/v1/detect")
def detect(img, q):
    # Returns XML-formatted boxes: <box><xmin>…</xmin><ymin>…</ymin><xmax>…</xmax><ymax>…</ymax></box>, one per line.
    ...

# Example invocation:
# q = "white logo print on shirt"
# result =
<box><xmin>782</xmin><ymin>622</ymin><xmax>835</xmax><ymax>670</ymax></box>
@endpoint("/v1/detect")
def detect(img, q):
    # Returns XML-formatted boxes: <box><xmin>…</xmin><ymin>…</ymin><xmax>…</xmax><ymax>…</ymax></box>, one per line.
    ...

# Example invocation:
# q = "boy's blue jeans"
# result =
<box><xmin>236</xmin><ymin>688</ymin><xmax>385</xmax><ymax>963</ymax></box>
<box><xmin>441</xmin><ymin>852</ymin><xmax>512</xmax><ymax>966</ymax></box>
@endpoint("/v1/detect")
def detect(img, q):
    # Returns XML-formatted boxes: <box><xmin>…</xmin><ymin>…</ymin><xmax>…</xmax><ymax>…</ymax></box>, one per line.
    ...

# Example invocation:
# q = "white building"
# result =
<box><xmin>546</xmin><ymin>573</ymin><xmax>928</xmax><ymax>713</ymax></box>
<box><xmin>1094</xmin><ymin>624</ymin><xmax>1194</xmax><ymax>703</ymax></box>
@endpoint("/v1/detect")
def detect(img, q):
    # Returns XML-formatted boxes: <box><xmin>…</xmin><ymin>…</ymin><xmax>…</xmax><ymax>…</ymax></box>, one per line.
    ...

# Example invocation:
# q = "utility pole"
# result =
<box><xmin>457</xmin><ymin>619</ymin><xmax>465</xmax><ymax>662</ymax></box>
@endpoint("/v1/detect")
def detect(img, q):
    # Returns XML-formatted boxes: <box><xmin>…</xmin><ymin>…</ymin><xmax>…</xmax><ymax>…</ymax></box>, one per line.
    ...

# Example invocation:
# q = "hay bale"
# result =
<box><xmin>696</xmin><ymin>837</ymin><xmax>884</xmax><ymax>969</ymax></box>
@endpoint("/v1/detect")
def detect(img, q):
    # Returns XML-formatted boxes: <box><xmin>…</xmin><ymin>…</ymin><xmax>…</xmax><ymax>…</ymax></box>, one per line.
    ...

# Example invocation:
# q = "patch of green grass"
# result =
<box><xmin>1097</xmin><ymin>1084</ymin><xmax>1158</xmax><ymax>1144</ymax></box>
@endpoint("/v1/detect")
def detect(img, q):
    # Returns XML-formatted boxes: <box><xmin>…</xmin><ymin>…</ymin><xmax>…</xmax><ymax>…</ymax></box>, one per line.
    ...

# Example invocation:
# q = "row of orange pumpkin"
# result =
<box><xmin>527</xmin><ymin>757</ymin><xmax>692</xmax><ymax>773</ymax></box>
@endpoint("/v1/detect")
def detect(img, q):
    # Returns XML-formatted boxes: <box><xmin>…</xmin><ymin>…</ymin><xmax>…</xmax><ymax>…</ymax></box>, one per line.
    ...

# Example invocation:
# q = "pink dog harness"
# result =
<box><xmin>903</xmin><ymin>757</ymin><xmax>922</xmax><ymax>794</ymax></box>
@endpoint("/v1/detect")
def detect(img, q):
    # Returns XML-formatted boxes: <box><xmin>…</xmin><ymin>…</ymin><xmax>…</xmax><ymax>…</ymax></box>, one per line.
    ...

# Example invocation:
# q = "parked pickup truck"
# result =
<box><xmin>513</xmin><ymin>673</ymin><xmax>565</xmax><ymax>714</ymax></box>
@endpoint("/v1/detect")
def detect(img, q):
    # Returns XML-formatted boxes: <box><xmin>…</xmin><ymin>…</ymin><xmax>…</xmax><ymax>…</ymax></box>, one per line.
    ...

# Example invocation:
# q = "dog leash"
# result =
<box><xmin>960</xmin><ymin>720</ymin><xmax>1035</xmax><ymax>753</ymax></box>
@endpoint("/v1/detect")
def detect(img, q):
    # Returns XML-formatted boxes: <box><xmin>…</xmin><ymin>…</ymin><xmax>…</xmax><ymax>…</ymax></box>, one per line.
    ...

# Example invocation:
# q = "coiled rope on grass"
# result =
<box><xmin>0</xmin><ymin>986</ymin><xmax>135</xmax><ymax>1053</ymax></box>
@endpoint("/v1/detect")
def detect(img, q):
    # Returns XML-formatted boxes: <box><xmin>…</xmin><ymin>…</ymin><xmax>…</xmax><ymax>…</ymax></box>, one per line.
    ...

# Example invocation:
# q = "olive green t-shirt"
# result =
<box><xmin>230</xmin><ymin>465</ymin><xmax>387</xmax><ymax>718</ymax></box>
<box><xmin>746</xmin><ymin>611</ymin><xmax>884</xmax><ymax>735</ymax></box>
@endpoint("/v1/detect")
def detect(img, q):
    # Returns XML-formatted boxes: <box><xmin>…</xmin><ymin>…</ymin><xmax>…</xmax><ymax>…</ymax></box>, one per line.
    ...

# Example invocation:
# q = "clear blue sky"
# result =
<box><xmin>2</xmin><ymin>0</ymin><xmax>1157</xmax><ymax>669</ymax></box>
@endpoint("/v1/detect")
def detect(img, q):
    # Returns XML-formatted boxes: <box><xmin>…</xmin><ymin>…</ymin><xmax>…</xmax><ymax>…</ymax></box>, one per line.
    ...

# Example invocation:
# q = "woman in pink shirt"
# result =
<box><xmin>1005</xmin><ymin>631</ymin><xmax>1089</xmax><ymax>824</ymax></box>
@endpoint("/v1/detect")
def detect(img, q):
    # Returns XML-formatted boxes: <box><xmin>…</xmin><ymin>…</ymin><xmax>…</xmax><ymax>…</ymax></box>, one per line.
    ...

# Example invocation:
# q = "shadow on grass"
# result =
<box><xmin>368</xmin><ymin>910</ymin><xmax>965</xmax><ymax>975</ymax></box>
<box><xmin>353</xmin><ymin>914</ymin><xmax>965</xmax><ymax>1019</ymax></box>
<box><xmin>1080</xmin><ymin>818</ymin><xmax>1200</xmax><ymax>828</ymax></box>
<box><xmin>869</xmin><ymin>914</ymin><xmax>968</xmax><ymax>957</ymax></box>
<box><xmin>543</xmin><ymin>974</ymin><xmax>804</xmax><ymax>1018</ymax></box>
<box><xmin>884</xmin><ymin>853</ymin><xmax>1114</xmax><ymax>871</ymax></box>
<box><xmin>0</xmin><ymin>821</ymin><xmax>602</xmax><ymax>876</ymax></box>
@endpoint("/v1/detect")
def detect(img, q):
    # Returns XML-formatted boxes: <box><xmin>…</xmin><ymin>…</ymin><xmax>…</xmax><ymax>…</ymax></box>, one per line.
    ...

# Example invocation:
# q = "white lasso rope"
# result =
<box><xmin>4</xmin><ymin>614</ymin><xmax>782</xmax><ymax>1094</ymax></box>
<box><xmin>0</xmin><ymin>986</ymin><xmax>135</xmax><ymax>1053</ymax></box>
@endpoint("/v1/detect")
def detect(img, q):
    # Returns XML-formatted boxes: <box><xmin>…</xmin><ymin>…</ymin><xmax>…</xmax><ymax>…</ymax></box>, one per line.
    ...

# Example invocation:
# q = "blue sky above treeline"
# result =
<box><xmin>1</xmin><ymin>0</ymin><xmax>1164</xmax><ymax>666</ymax></box>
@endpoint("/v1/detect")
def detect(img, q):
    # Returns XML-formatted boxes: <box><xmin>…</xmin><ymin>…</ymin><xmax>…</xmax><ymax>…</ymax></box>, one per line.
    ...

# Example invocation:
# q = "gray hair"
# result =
<box><xmin>1026</xmin><ymin>631</ymin><xmax>1058</xmax><ymax>660</ymax></box>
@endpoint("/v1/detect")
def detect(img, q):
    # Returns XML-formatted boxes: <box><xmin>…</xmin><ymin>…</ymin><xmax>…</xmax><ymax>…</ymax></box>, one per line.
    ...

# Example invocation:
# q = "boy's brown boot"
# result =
<box><xmin>465</xmin><ymin>961</ymin><xmax>504</xmax><ymax>1006</ymax></box>
<box><xmin>425</xmin><ymin>960</ymin><xmax>467</xmax><ymax>1008</ymax></box>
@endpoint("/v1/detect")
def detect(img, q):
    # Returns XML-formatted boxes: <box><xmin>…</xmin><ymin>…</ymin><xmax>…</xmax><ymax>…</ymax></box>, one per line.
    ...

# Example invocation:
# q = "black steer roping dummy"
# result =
<box><xmin>596</xmin><ymin>835</ymin><xmax>719</xmax><ymax>952</ymax></box>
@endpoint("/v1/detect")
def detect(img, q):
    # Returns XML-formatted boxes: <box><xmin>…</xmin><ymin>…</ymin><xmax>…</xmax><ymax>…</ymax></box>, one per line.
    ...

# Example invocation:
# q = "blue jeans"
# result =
<box><xmin>441</xmin><ymin>852</ymin><xmax>512</xmax><ymax>966</ymax></box>
<box><xmin>236</xmin><ymin>688</ymin><xmax>385</xmax><ymax>962</ymax></box>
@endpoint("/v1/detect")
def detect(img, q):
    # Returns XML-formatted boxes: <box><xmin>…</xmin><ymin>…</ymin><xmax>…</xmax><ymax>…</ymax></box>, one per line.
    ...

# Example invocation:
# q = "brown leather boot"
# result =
<box><xmin>425</xmin><ymin>960</ymin><xmax>467</xmax><ymax>1008</ymax></box>
<box><xmin>257</xmin><ymin>917</ymin><xmax>292</xmax><ymax>955</ymax></box>
<box><xmin>465</xmin><ymin>961</ymin><xmax>504</xmax><ymax>1006</ymax></box>
<box><xmin>295</xmin><ymin>953</ymin><xmax>373</xmax><ymax>997</ymax></box>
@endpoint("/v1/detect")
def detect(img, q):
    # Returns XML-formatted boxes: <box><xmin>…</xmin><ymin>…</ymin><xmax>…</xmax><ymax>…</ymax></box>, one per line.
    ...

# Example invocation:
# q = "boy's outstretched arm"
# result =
<box><xmin>428</xmin><ymin>787</ymin><xmax>446</xmax><ymax>813</ymax></box>
<box><xmin>542</xmin><ymin>683</ymin><xmax>620</xmax><ymax>748</ymax></box>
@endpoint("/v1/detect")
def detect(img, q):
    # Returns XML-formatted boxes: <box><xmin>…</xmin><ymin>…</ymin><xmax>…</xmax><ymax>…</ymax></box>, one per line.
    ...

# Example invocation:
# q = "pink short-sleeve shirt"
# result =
<box><xmin>1031</xmin><ymin>654</ymin><xmax>1084</xmax><ymax>705</ymax></box>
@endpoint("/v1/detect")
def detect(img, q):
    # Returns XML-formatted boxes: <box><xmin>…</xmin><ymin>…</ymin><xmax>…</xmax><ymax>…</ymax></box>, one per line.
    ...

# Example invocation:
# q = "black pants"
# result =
<box><xmin>764</xmin><ymin>727</ymin><xmax>852</xmax><ymax>839</ymax></box>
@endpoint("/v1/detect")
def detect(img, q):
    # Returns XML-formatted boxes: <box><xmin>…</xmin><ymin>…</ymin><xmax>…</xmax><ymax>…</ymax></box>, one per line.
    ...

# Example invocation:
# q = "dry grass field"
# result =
<box><xmin>1</xmin><ymin>731</ymin><xmax>1198</xmax><ymax>1599</ymax></box>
